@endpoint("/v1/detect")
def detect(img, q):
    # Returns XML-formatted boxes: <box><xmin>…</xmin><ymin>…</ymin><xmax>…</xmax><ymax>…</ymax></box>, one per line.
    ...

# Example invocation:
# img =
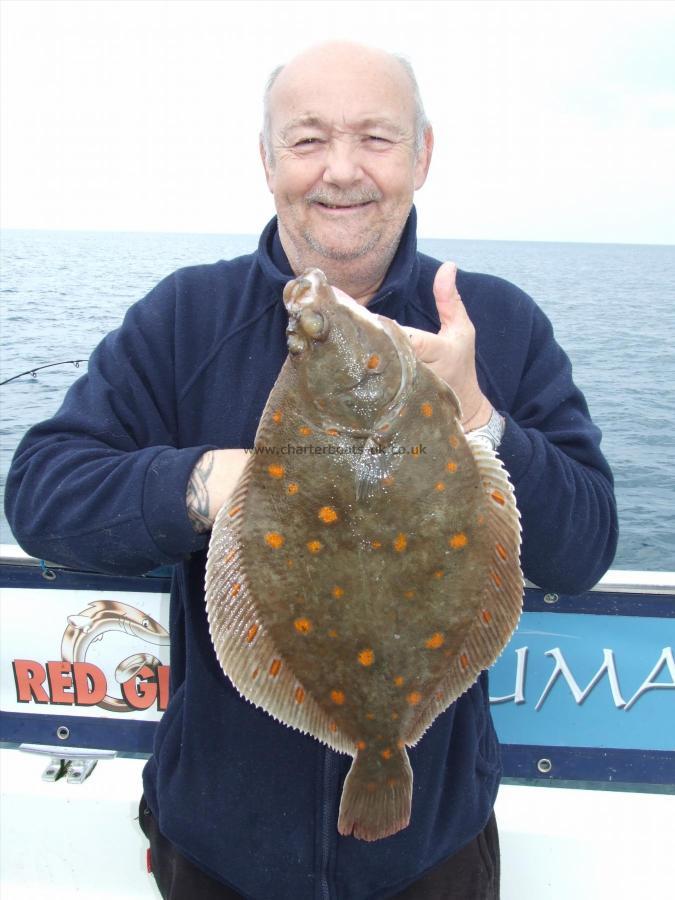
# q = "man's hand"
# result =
<box><xmin>186</xmin><ymin>449</ymin><xmax>249</xmax><ymax>533</ymax></box>
<box><xmin>407</xmin><ymin>262</ymin><xmax>492</xmax><ymax>430</ymax></box>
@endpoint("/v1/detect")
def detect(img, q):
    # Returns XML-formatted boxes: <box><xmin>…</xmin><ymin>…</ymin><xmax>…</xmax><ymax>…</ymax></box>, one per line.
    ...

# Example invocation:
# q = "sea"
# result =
<box><xmin>1</xmin><ymin>228</ymin><xmax>674</xmax><ymax>574</ymax></box>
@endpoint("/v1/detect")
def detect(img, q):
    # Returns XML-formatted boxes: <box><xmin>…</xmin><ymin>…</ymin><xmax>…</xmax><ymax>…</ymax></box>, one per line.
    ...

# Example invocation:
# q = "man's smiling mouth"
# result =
<box><xmin>315</xmin><ymin>201</ymin><xmax>374</xmax><ymax>210</ymax></box>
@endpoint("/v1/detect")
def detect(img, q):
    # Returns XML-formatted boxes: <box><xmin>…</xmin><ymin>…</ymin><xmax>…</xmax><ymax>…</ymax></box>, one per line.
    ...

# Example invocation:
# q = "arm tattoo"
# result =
<box><xmin>187</xmin><ymin>450</ymin><xmax>215</xmax><ymax>533</ymax></box>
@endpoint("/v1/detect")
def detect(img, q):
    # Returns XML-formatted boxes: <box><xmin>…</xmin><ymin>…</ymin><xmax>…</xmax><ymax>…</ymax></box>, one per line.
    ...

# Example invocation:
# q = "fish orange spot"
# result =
<box><xmin>435</xmin><ymin>481</ymin><xmax>446</xmax><ymax>492</ymax></box>
<box><xmin>365</xmin><ymin>712</ymin><xmax>375</xmax><ymax>720</ymax></box>
<box><xmin>328</xmin><ymin>629</ymin><xmax>338</xmax><ymax>638</ymax></box>
<box><xmin>294</xmin><ymin>617</ymin><xmax>312</xmax><ymax>635</ymax></box>
<box><xmin>387</xmin><ymin>776</ymin><xmax>399</xmax><ymax>787</ymax></box>
<box><xmin>491</xmin><ymin>571</ymin><xmax>502</xmax><ymax>588</ymax></box>
<box><xmin>331</xmin><ymin>586</ymin><xmax>344</xmax><ymax>599</ymax></box>
<box><xmin>272</xmin><ymin>410</ymin><xmax>283</xmax><ymax>424</ymax></box>
<box><xmin>433</xmin><ymin>569</ymin><xmax>444</xmax><ymax>579</ymax></box>
<box><xmin>396</xmin><ymin>739</ymin><xmax>405</xmax><ymax>750</ymax></box>
<box><xmin>287</xmin><ymin>559</ymin><xmax>294</xmax><ymax>569</ymax></box>
<box><xmin>287</xmin><ymin>482</ymin><xmax>299</xmax><ymax>495</ymax></box>
<box><xmin>358</xmin><ymin>648</ymin><xmax>375</xmax><ymax>667</ymax></box>
<box><xmin>380</xmin><ymin>748</ymin><xmax>393</xmax><ymax>760</ymax></box>
<box><xmin>449</xmin><ymin>532</ymin><xmax>468</xmax><ymax>550</ymax></box>
<box><xmin>460</xmin><ymin>654</ymin><xmax>469</xmax><ymax>670</ymax></box>
<box><xmin>306</xmin><ymin>540</ymin><xmax>323</xmax><ymax>554</ymax></box>
<box><xmin>329</xmin><ymin>721</ymin><xmax>338</xmax><ymax>732</ymax></box>
<box><xmin>269</xmin><ymin>659</ymin><xmax>282</xmax><ymax>677</ymax></box>
<box><xmin>227</xmin><ymin>506</ymin><xmax>242</xmax><ymax>518</ymax></box>
<box><xmin>325</xmin><ymin>428</ymin><xmax>339</xmax><ymax>436</ymax></box>
<box><xmin>251</xmin><ymin>667</ymin><xmax>260</xmax><ymax>680</ymax></box>
<box><xmin>380</xmin><ymin>423</ymin><xmax>390</xmax><ymax>433</ymax></box>
<box><xmin>403</xmin><ymin>589</ymin><xmax>415</xmax><ymax>600</ymax></box>
<box><xmin>371</xmin><ymin>540</ymin><xmax>382</xmax><ymax>550</ymax></box>
<box><xmin>382</xmin><ymin>475</ymin><xmax>395</xmax><ymax>486</ymax></box>
<box><xmin>298</xmin><ymin>426</ymin><xmax>312</xmax><ymax>436</ymax></box>
<box><xmin>391</xmin><ymin>712</ymin><xmax>399</xmax><ymax>721</ymax></box>
<box><xmin>491</xmin><ymin>490</ymin><xmax>506</xmax><ymax>506</ymax></box>
<box><xmin>265</xmin><ymin>532</ymin><xmax>284</xmax><ymax>549</ymax></box>
<box><xmin>318</xmin><ymin>506</ymin><xmax>338</xmax><ymax>524</ymax></box>
<box><xmin>367</xmin><ymin>354</ymin><xmax>380</xmax><ymax>370</ymax></box>
<box><xmin>449</xmin><ymin>435</ymin><xmax>460</xmax><ymax>449</ymax></box>
<box><xmin>267</xmin><ymin>463</ymin><xmax>285</xmax><ymax>479</ymax></box>
<box><xmin>356</xmin><ymin>740</ymin><xmax>367</xmax><ymax>751</ymax></box>
<box><xmin>223</xmin><ymin>549</ymin><xmax>237</xmax><ymax>565</ymax></box>
<box><xmin>295</xmin><ymin>686</ymin><xmax>305</xmax><ymax>704</ymax></box>
<box><xmin>446</xmin><ymin>461</ymin><xmax>458</xmax><ymax>473</ymax></box>
<box><xmin>393</xmin><ymin>532</ymin><xmax>408</xmax><ymax>552</ymax></box>
<box><xmin>406</xmin><ymin>691</ymin><xmax>422</xmax><ymax>706</ymax></box>
<box><xmin>420</xmin><ymin>402</ymin><xmax>433</xmax><ymax>418</ymax></box>
<box><xmin>482</xmin><ymin>609</ymin><xmax>493</xmax><ymax>624</ymax></box>
<box><xmin>393</xmin><ymin>676</ymin><xmax>405</xmax><ymax>687</ymax></box>
<box><xmin>425</xmin><ymin>632</ymin><xmax>445</xmax><ymax>649</ymax></box>
<box><xmin>495</xmin><ymin>542</ymin><xmax>508</xmax><ymax>560</ymax></box>
<box><xmin>330</xmin><ymin>690</ymin><xmax>345</xmax><ymax>706</ymax></box>
<box><xmin>230</xmin><ymin>582</ymin><xmax>242</xmax><ymax>598</ymax></box>
<box><xmin>246</xmin><ymin>624</ymin><xmax>258</xmax><ymax>643</ymax></box>
<box><xmin>366</xmin><ymin>782</ymin><xmax>377</xmax><ymax>793</ymax></box>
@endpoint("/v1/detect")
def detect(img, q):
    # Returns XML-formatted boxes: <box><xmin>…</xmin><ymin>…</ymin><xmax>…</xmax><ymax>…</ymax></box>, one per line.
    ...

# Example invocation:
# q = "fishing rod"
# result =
<box><xmin>0</xmin><ymin>359</ymin><xmax>87</xmax><ymax>386</ymax></box>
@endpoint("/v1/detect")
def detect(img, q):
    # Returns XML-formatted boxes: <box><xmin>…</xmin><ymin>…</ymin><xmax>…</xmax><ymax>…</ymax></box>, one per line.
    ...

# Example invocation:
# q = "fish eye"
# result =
<box><xmin>288</xmin><ymin>333</ymin><xmax>306</xmax><ymax>355</ymax></box>
<box><xmin>142</xmin><ymin>618</ymin><xmax>149</xmax><ymax>629</ymax></box>
<box><xmin>300</xmin><ymin>310</ymin><xmax>327</xmax><ymax>339</ymax></box>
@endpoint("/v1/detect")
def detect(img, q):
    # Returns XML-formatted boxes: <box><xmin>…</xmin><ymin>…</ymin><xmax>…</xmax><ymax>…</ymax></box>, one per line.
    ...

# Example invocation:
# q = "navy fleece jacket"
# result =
<box><xmin>5</xmin><ymin>209</ymin><xmax>617</xmax><ymax>899</ymax></box>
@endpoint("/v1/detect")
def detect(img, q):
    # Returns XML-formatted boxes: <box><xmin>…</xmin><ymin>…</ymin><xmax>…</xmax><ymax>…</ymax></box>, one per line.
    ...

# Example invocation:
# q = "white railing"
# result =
<box><xmin>2</xmin><ymin>542</ymin><xmax>675</xmax><ymax>595</ymax></box>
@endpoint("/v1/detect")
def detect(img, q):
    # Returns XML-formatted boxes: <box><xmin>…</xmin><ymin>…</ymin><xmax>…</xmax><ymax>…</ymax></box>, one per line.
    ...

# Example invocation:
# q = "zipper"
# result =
<box><xmin>318</xmin><ymin>747</ymin><xmax>337</xmax><ymax>900</ymax></box>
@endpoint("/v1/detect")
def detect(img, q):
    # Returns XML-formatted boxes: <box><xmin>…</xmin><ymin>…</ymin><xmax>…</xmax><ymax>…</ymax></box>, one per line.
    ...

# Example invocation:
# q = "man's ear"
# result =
<box><xmin>260</xmin><ymin>137</ymin><xmax>274</xmax><ymax>193</ymax></box>
<box><xmin>413</xmin><ymin>125</ymin><xmax>434</xmax><ymax>191</ymax></box>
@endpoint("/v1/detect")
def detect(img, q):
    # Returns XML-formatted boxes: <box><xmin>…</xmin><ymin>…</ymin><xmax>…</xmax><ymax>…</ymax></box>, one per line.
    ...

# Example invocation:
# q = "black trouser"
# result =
<box><xmin>139</xmin><ymin>796</ymin><xmax>500</xmax><ymax>899</ymax></box>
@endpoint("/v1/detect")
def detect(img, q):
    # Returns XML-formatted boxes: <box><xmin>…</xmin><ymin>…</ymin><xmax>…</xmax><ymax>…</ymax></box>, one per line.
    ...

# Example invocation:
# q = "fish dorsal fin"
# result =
<box><xmin>205</xmin><ymin>464</ymin><xmax>354</xmax><ymax>756</ymax></box>
<box><xmin>403</xmin><ymin>442</ymin><xmax>523</xmax><ymax>747</ymax></box>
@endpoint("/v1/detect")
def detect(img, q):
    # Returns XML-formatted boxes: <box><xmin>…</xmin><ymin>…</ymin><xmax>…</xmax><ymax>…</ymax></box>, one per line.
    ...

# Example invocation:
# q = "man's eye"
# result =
<box><xmin>294</xmin><ymin>138</ymin><xmax>323</xmax><ymax>147</ymax></box>
<box><xmin>366</xmin><ymin>135</ymin><xmax>391</xmax><ymax>145</ymax></box>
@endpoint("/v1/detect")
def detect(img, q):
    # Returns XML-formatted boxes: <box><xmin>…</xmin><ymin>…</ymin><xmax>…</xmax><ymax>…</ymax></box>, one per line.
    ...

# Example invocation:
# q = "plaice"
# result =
<box><xmin>205</xmin><ymin>268</ymin><xmax>523</xmax><ymax>841</ymax></box>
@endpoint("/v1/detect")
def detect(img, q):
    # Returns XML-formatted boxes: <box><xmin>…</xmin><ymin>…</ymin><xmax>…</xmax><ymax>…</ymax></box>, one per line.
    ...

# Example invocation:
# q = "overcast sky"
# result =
<box><xmin>1</xmin><ymin>0</ymin><xmax>674</xmax><ymax>244</ymax></box>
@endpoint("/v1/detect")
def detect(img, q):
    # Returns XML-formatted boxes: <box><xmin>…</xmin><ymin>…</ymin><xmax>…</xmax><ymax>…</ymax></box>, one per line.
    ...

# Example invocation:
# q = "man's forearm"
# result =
<box><xmin>187</xmin><ymin>449</ymin><xmax>249</xmax><ymax>533</ymax></box>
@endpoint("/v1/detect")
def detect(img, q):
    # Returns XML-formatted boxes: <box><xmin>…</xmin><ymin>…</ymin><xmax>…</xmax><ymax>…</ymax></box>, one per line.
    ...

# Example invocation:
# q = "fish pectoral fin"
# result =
<box><xmin>337</xmin><ymin>746</ymin><xmax>413</xmax><ymax>842</ymax></box>
<box><xmin>354</xmin><ymin>438</ymin><xmax>392</xmax><ymax>501</ymax></box>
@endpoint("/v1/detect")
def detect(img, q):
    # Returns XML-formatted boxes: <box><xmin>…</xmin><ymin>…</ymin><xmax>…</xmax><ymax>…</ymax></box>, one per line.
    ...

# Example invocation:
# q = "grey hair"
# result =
<box><xmin>261</xmin><ymin>53</ymin><xmax>430</xmax><ymax>164</ymax></box>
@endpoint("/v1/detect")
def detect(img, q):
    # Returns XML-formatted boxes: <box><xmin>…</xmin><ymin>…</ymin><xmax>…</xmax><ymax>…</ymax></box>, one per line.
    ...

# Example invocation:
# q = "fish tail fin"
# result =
<box><xmin>337</xmin><ymin>746</ymin><xmax>413</xmax><ymax>841</ymax></box>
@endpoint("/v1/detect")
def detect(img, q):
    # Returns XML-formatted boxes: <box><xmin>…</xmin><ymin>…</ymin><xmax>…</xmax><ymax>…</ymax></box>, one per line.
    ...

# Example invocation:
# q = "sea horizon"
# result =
<box><xmin>1</xmin><ymin>225</ymin><xmax>672</xmax><ymax>250</ymax></box>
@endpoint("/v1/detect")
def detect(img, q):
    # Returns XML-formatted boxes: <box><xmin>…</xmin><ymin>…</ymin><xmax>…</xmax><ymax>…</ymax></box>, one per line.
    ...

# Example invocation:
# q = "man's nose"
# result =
<box><xmin>322</xmin><ymin>138</ymin><xmax>363</xmax><ymax>186</ymax></box>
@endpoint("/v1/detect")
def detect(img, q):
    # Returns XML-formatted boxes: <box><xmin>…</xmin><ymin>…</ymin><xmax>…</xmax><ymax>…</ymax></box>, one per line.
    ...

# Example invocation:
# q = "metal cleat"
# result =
<box><xmin>19</xmin><ymin>743</ymin><xmax>116</xmax><ymax>784</ymax></box>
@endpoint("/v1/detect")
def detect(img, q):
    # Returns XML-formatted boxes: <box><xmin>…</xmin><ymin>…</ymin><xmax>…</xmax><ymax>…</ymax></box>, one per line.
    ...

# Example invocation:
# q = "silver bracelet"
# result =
<box><xmin>465</xmin><ymin>406</ymin><xmax>505</xmax><ymax>451</ymax></box>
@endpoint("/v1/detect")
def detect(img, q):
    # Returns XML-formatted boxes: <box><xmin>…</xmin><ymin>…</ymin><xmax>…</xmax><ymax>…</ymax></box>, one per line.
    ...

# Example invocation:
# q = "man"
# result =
<box><xmin>5</xmin><ymin>42</ymin><xmax>617</xmax><ymax>899</ymax></box>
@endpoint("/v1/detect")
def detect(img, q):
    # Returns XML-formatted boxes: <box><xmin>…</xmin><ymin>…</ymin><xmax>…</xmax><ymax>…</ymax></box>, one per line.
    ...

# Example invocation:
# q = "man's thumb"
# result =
<box><xmin>432</xmin><ymin>262</ymin><xmax>461</xmax><ymax>329</ymax></box>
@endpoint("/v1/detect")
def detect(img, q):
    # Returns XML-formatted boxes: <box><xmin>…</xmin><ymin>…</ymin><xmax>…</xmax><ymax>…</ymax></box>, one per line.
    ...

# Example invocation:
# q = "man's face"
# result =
<box><xmin>261</xmin><ymin>46</ymin><xmax>432</xmax><ymax>271</ymax></box>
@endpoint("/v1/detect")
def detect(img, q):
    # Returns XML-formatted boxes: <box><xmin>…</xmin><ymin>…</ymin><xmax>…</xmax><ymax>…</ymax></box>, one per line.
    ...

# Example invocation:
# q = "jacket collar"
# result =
<box><xmin>256</xmin><ymin>206</ymin><xmax>420</xmax><ymax>321</ymax></box>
